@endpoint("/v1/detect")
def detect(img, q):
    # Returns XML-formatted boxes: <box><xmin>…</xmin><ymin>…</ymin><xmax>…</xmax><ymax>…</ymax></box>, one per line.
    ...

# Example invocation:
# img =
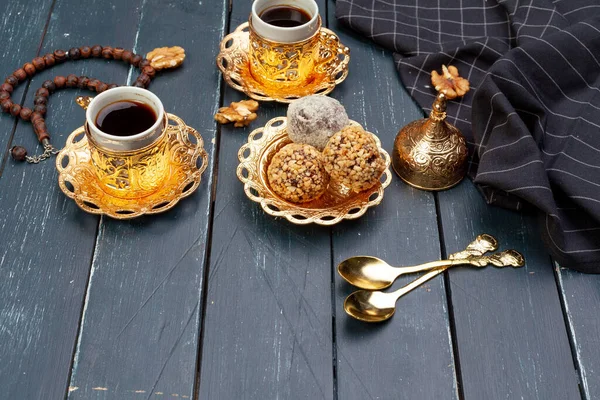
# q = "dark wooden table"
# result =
<box><xmin>1</xmin><ymin>0</ymin><xmax>598</xmax><ymax>399</ymax></box>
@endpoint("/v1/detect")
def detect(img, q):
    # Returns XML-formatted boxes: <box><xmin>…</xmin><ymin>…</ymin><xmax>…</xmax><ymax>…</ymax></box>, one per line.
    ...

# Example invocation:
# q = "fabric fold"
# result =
<box><xmin>336</xmin><ymin>0</ymin><xmax>600</xmax><ymax>271</ymax></box>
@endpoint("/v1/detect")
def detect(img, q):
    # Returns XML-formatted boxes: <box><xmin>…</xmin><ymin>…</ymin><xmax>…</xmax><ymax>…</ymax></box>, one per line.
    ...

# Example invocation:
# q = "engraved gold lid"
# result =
<box><xmin>392</xmin><ymin>66</ymin><xmax>470</xmax><ymax>191</ymax></box>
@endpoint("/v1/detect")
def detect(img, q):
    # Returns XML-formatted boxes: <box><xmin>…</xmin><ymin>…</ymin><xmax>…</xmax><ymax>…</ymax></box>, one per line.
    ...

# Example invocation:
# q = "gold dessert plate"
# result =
<box><xmin>217</xmin><ymin>22</ymin><xmax>350</xmax><ymax>103</ymax></box>
<box><xmin>56</xmin><ymin>114</ymin><xmax>208</xmax><ymax>219</ymax></box>
<box><xmin>237</xmin><ymin>117</ymin><xmax>392</xmax><ymax>225</ymax></box>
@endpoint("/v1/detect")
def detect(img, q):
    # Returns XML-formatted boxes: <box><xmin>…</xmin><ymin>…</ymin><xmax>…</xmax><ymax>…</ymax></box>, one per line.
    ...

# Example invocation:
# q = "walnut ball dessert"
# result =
<box><xmin>323</xmin><ymin>125</ymin><xmax>386</xmax><ymax>192</ymax></box>
<box><xmin>267</xmin><ymin>143</ymin><xmax>330</xmax><ymax>203</ymax></box>
<box><xmin>287</xmin><ymin>95</ymin><xmax>349</xmax><ymax>150</ymax></box>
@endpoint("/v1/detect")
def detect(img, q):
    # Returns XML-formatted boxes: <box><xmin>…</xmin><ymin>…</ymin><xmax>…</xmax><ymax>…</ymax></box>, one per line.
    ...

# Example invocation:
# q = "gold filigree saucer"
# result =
<box><xmin>237</xmin><ymin>117</ymin><xmax>392</xmax><ymax>225</ymax></box>
<box><xmin>217</xmin><ymin>23</ymin><xmax>350</xmax><ymax>103</ymax></box>
<box><xmin>56</xmin><ymin>114</ymin><xmax>208</xmax><ymax>219</ymax></box>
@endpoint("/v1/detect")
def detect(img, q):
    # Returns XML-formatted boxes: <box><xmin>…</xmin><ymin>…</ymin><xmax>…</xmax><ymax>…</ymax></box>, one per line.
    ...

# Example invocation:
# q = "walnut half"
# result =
<box><xmin>214</xmin><ymin>100</ymin><xmax>259</xmax><ymax>128</ymax></box>
<box><xmin>430</xmin><ymin>65</ymin><xmax>470</xmax><ymax>99</ymax></box>
<box><xmin>146</xmin><ymin>46</ymin><xmax>185</xmax><ymax>70</ymax></box>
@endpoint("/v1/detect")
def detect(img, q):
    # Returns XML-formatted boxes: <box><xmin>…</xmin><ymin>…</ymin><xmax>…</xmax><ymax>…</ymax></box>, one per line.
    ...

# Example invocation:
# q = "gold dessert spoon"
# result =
<box><xmin>338</xmin><ymin>234</ymin><xmax>499</xmax><ymax>290</ymax></box>
<box><xmin>343</xmin><ymin>249</ymin><xmax>525</xmax><ymax>322</ymax></box>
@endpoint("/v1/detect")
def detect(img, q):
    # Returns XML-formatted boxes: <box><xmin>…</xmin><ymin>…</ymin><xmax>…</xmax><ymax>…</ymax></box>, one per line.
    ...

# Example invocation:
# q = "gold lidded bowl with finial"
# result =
<box><xmin>392</xmin><ymin>93</ymin><xmax>468</xmax><ymax>191</ymax></box>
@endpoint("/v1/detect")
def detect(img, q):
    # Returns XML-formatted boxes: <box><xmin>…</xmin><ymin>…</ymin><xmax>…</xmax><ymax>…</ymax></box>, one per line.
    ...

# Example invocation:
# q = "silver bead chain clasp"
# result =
<box><xmin>25</xmin><ymin>142</ymin><xmax>60</xmax><ymax>164</ymax></box>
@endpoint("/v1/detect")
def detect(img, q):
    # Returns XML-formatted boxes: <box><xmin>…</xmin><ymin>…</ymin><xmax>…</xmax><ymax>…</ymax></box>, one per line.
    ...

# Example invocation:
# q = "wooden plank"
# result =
<box><xmin>0</xmin><ymin>1</ymin><xmax>143</xmax><ymax>399</ymax></box>
<box><xmin>0</xmin><ymin>0</ymin><xmax>53</xmax><ymax>168</ymax></box>
<box><xmin>437</xmin><ymin>181</ymin><xmax>581</xmax><ymax>399</ymax></box>
<box><xmin>197</xmin><ymin>1</ymin><xmax>334</xmax><ymax>399</ymax></box>
<box><xmin>327</xmin><ymin>2</ymin><xmax>459</xmax><ymax>399</ymax></box>
<box><xmin>557</xmin><ymin>267</ymin><xmax>600</xmax><ymax>400</ymax></box>
<box><xmin>65</xmin><ymin>0</ymin><xmax>226</xmax><ymax>398</ymax></box>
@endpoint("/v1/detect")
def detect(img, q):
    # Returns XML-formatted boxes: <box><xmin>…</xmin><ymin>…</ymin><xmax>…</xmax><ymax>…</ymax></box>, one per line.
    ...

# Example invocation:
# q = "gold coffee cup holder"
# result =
<box><xmin>217</xmin><ymin>22</ymin><xmax>350</xmax><ymax>103</ymax></box>
<box><xmin>56</xmin><ymin>113</ymin><xmax>208</xmax><ymax>219</ymax></box>
<box><xmin>237</xmin><ymin>117</ymin><xmax>392</xmax><ymax>225</ymax></box>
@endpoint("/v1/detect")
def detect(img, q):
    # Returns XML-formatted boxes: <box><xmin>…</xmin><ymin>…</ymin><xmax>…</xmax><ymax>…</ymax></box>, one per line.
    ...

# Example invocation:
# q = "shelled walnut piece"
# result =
<box><xmin>430</xmin><ymin>65</ymin><xmax>469</xmax><ymax>99</ymax></box>
<box><xmin>214</xmin><ymin>100</ymin><xmax>259</xmax><ymax>127</ymax></box>
<box><xmin>146</xmin><ymin>46</ymin><xmax>185</xmax><ymax>70</ymax></box>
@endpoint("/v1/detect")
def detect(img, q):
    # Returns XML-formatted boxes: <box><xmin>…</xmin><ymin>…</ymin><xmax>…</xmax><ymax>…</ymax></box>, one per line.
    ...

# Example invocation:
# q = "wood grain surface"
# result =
<box><xmin>327</xmin><ymin>2</ymin><xmax>459</xmax><ymax>399</ymax></box>
<box><xmin>66</xmin><ymin>0</ymin><xmax>225</xmax><ymax>398</ymax></box>
<box><xmin>0</xmin><ymin>0</ymin><xmax>53</xmax><ymax>169</ymax></box>
<box><xmin>557</xmin><ymin>268</ymin><xmax>600</xmax><ymax>400</ymax></box>
<box><xmin>197</xmin><ymin>1</ymin><xmax>335</xmax><ymax>399</ymax></box>
<box><xmin>437</xmin><ymin>181</ymin><xmax>581</xmax><ymax>400</ymax></box>
<box><xmin>0</xmin><ymin>0</ymin><xmax>138</xmax><ymax>398</ymax></box>
<box><xmin>0</xmin><ymin>0</ymin><xmax>594</xmax><ymax>399</ymax></box>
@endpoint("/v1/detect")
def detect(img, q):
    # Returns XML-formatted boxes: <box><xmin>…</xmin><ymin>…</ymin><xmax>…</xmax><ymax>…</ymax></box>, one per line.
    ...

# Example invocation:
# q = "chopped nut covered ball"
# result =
<box><xmin>323</xmin><ymin>125</ymin><xmax>386</xmax><ymax>192</ymax></box>
<box><xmin>214</xmin><ymin>99</ymin><xmax>259</xmax><ymax>127</ymax></box>
<box><xmin>267</xmin><ymin>143</ymin><xmax>330</xmax><ymax>203</ymax></box>
<box><xmin>430</xmin><ymin>65</ymin><xmax>470</xmax><ymax>99</ymax></box>
<box><xmin>146</xmin><ymin>46</ymin><xmax>185</xmax><ymax>70</ymax></box>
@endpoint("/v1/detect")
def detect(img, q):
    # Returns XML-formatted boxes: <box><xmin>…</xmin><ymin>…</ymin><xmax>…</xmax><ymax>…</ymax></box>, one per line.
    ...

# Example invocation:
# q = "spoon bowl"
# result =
<box><xmin>344</xmin><ymin>290</ymin><xmax>396</xmax><ymax>322</ymax></box>
<box><xmin>338</xmin><ymin>234</ymin><xmax>502</xmax><ymax>290</ymax></box>
<box><xmin>338</xmin><ymin>256</ymin><xmax>396</xmax><ymax>290</ymax></box>
<box><xmin>342</xmin><ymin>249</ymin><xmax>525</xmax><ymax>322</ymax></box>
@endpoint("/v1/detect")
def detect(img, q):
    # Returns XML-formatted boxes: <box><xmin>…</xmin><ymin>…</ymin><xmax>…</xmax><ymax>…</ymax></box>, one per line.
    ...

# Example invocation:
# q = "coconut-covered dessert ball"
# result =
<box><xmin>323</xmin><ymin>125</ymin><xmax>386</xmax><ymax>192</ymax></box>
<box><xmin>267</xmin><ymin>143</ymin><xmax>330</xmax><ymax>203</ymax></box>
<box><xmin>287</xmin><ymin>95</ymin><xmax>350</xmax><ymax>150</ymax></box>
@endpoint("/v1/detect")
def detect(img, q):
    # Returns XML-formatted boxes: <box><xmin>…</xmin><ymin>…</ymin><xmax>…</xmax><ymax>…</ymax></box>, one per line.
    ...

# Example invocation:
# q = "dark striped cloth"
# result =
<box><xmin>336</xmin><ymin>0</ymin><xmax>600</xmax><ymax>272</ymax></box>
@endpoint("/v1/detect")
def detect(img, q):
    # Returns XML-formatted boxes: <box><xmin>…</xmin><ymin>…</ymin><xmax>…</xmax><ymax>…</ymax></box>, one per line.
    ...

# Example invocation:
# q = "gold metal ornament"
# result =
<box><xmin>217</xmin><ymin>22</ymin><xmax>350</xmax><ymax>103</ymax></box>
<box><xmin>392</xmin><ymin>92</ymin><xmax>468</xmax><ymax>191</ymax></box>
<box><xmin>237</xmin><ymin>117</ymin><xmax>392</xmax><ymax>225</ymax></box>
<box><xmin>341</xmin><ymin>234</ymin><xmax>525</xmax><ymax>322</ymax></box>
<box><xmin>85</xmin><ymin>114</ymin><xmax>172</xmax><ymax>199</ymax></box>
<box><xmin>75</xmin><ymin>95</ymin><xmax>92</xmax><ymax>110</ymax></box>
<box><xmin>338</xmin><ymin>234</ymin><xmax>499</xmax><ymax>290</ymax></box>
<box><xmin>56</xmin><ymin>114</ymin><xmax>208</xmax><ymax>219</ymax></box>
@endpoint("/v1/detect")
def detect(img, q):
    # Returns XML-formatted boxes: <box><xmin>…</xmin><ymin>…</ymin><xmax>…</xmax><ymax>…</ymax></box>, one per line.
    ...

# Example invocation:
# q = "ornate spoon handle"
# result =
<box><xmin>449</xmin><ymin>234</ymin><xmax>498</xmax><ymax>260</ymax></box>
<box><xmin>392</xmin><ymin>249</ymin><xmax>525</xmax><ymax>300</ymax></box>
<box><xmin>392</xmin><ymin>234</ymin><xmax>499</xmax><ymax>275</ymax></box>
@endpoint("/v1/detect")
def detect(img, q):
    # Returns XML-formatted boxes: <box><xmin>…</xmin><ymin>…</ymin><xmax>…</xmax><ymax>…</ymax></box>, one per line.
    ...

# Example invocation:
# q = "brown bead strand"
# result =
<box><xmin>3</xmin><ymin>45</ymin><xmax>156</xmax><ymax>162</ymax></box>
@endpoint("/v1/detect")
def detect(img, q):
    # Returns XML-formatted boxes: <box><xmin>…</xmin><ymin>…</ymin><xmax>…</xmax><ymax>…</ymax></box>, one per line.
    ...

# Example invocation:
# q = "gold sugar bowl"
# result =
<box><xmin>393</xmin><ymin>65</ymin><xmax>470</xmax><ymax>191</ymax></box>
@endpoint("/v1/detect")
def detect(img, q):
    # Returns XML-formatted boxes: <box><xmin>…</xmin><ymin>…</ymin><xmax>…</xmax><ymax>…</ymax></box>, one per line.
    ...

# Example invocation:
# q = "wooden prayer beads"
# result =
<box><xmin>3</xmin><ymin>45</ymin><xmax>157</xmax><ymax>163</ymax></box>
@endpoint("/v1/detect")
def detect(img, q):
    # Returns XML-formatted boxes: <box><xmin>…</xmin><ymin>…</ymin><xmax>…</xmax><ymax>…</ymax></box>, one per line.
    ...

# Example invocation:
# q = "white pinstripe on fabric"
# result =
<box><xmin>335</xmin><ymin>0</ymin><xmax>600</xmax><ymax>270</ymax></box>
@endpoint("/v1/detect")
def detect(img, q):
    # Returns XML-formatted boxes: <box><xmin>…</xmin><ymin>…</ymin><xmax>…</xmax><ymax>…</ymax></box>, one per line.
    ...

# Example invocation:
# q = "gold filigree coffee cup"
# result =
<box><xmin>82</xmin><ymin>87</ymin><xmax>170</xmax><ymax>199</ymax></box>
<box><xmin>249</xmin><ymin>0</ymin><xmax>325</xmax><ymax>89</ymax></box>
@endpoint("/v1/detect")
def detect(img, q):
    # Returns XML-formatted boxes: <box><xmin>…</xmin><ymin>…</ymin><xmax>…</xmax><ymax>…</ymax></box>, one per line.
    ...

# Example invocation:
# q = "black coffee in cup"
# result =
<box><xmin>95</xmin><ymin>100</ymin><xmax>157</xmax><ymax>137</ymax></box>
<box><xmin>259</xmin><ymin>5</ymin><xmax>311</xmax><ymax>27</ymax></box>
